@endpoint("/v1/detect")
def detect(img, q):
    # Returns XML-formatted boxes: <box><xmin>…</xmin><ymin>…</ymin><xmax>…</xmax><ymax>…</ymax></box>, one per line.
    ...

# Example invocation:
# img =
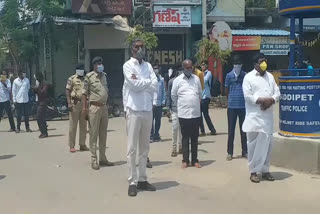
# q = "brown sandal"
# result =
<box><xmin>250</xmin><ymin>173</ymin><xmax>260</xmax><ymax>183</ymax></box>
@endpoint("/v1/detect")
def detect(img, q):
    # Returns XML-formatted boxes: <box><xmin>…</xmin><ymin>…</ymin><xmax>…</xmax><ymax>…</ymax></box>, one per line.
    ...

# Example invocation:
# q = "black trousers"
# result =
<box><xmin>179</xmin><ymin>117</ymin><xmax>200</xmax><ymax>164</ymax></box>
<box><xmin>37</xmin><ymin>105</ymin><xmax>48</xmax><ymax>135</ymax></box>
<box><xmin>199</xmin><ymin>98</ymin><xmax>216</xmax><ymax>133</ymax></box>
<box><xmin>227</xmin><ymin>108</ymin><xmax>247</xmax><ymax>156</ymax></box>
<box><xmin>0</xmin><ymin>101</ymin><xmax>16</xmax><ymax>130</ymax></box>
<box><xmin>16</xmin><ymin>103</ymin><xmax>30</xmax><ymax>130</ymax></box>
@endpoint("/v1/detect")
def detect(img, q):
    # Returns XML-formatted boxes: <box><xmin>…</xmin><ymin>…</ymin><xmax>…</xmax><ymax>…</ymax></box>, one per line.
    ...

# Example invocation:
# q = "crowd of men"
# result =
<box><xmin>0</xmin><ymin>38</ymin><xmax>280</xmax><ymax>197</ymax></box>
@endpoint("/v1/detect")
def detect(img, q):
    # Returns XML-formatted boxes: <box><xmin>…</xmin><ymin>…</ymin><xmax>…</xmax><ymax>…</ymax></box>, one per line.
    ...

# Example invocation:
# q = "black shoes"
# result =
<box><xmin>8</xmin><ymin>128</ymin><xmax>16</xmax><ymax>132</ymax></box>
<box><xmin>250</xmin><ymin>173</ymin><xmax>260</xmax><ymax>183</ymax></box>
<box><xmin>128</xmin><ymin>185</ymin><xmax>137</xmax><ymax>197</ymax></box>
<box><xmin>128</xmin><ymin>181</ymin><xmax>156</xmax><ymax>197</ymax></box>
<box><xmin>262</xmin><ymin>173</ymin><xmax>275</xmax><ymax>181</ymax></box>
<box><xmin>26</xmin><ymin>128</ymin><xmax>32</xmax><ymax>133</ymax></box>
<box><xmin>99</xmin><ymin>160</ymin><xmax>114</xmax><ymax>167</ymax></box>
<box><xmin>79</xmin><ymin>145</ymin><xmax>89</xmax><ymax>151</ymax></box>
<box><xmin>15</xmin><ymin>128</ymin><xmax>20</xmax><ymax>133</ymax></box>
<box><xmin>39</xmin><ymin>134</ymin><xmax>48</xmax><ymax>139</ymax></box>
<box><xmin>137</xmin><ymin>181</ymin><xmax>156</xmax><ymax>191</ymax></box>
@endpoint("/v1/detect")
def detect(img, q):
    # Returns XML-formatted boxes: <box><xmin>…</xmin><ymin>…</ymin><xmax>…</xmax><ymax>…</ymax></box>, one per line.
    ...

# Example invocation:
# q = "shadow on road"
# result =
<box><xmin>272</xmin><ymin>172</ymin><xmax>293</xmax><ymax>181</ymax></box>
<box><xmin>113</xmin><ymin>160</ymin><xmax>127</xmax><ymax>166</ymax></box>
<box><xmin>201</xmin><ymin>160</ymin><xmax>216</xmax><ymax>167</ymax></box>
<box><xmin>215</xmin><ymin>132</ymin><xmax>228</xmax><ymax>136</ymax></box>
<box><xmin>152</xmin><ymin>181</ymin><xmax>179</xmax><ymax>190</ymax></box>
<box><xmin>199</xmin><ymin>140</ymin><xmax>215</xmax><ymax>145</ymax></box>
<box><xmin>161</xmin><ymin>138</ymin><xmax>171</xmax><ymax>142</ymax></box>
<box><xmin>47</xmin><ymin>134</ymin><xmax>65</xmax><ymax>138</ymax></box>
<box><xmin>198</xmin><ymin>149</ymin><xmax>208</xmax><ymax>153</ymax></box>
<box><xmin>107</xmin><ymin>130</ymin><xmax>115</xmax><ymax>132</ymax></box>
<box><xmin>0</xmin><ymin>175</ymin><xmax>6</xmax><ymax>180</ymax></box>
<box><xmin>151</xmin><ymin>161</ymin><xmax>171</xmax><ymax>167</ymax></box>
<box><xmin>0</xmin><ymin>154</ymin><xmax>16</xmax><ymax>160</ymax></box>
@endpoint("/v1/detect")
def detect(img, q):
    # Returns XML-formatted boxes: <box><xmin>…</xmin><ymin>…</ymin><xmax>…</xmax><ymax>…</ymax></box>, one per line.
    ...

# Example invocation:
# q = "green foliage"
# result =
<box><xmin>0</xmin><ymin>0</ymin><xmax>65</xmax><ymax>71</ymax></box>
<box><xmin>245</xmin><ymin>0</ymin><xmax>275</xmax><ymax>9</ymax></box>
<box><xmin>195</xmin><ymin>38</ymin><xmax>231</xmax><ymax>65</ymax></box>
<box><xmin>126</xmin><ymin>25</ymin><xmax>158</xmax><ymax>50</ymax></box>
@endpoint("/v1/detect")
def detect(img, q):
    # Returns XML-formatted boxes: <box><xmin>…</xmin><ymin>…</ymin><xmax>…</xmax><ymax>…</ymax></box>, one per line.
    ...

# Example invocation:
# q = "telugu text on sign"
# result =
<box><xmin>153</xmin><ymin>6</ymin><xmax>191</xmax><ymax>28</ymax></box>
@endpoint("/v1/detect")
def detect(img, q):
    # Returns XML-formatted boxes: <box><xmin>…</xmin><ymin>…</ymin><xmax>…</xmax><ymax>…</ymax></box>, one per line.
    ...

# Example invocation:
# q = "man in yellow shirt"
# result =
<box><xmin>191</xmin><ymin>58</ymin><xmax>204</xmax><ymax>90</ymax></box>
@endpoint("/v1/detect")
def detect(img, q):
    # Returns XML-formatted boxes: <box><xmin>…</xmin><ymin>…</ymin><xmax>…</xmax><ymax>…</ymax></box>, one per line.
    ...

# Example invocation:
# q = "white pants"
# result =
<box><xmin>247</xmin><ymin>132</ymin><xmax>272</xmax><ymax>174</ymax></box>
<box><xmin>126</xmin><ymin>108</ymin><xmax>152</xmax><ymax>185</ymax></box>
<box><xmin>171</xmin><ymin>111</ymin><xmax>182</xmax><ymax>150</ymax></box>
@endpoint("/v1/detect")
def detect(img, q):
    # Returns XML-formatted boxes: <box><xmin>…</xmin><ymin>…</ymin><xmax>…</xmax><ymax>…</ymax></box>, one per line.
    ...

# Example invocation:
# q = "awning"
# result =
<box><xmin>232</xmin><ymin>29</ymin><xmax>290</xmax><ymax>36</ymax></box>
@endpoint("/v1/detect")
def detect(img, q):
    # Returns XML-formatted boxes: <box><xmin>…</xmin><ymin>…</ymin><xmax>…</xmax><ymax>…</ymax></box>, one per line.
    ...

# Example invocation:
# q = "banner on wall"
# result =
<box><xmin>72</xmin><ymin>0</ymin><xmax>132</xmax><ymax>15</ymax></box>
<box><xmin>260</xmin><ymin>36</ymin><xmax>290</xmax><ymax>55</ymax></box>
<box><xmin>232</xmin><ymin>36</ymin><xmax>261</xmax><ymax>51</ymax></box>
<box><xmin>153</xmin><ymin>0</ymin><xmax>201</xmax><ymax>4</ymax></box>
<box><xmin>153</xmin><ymin>6</ymin><xmax>191</xmax><ymax>27</ymax></box>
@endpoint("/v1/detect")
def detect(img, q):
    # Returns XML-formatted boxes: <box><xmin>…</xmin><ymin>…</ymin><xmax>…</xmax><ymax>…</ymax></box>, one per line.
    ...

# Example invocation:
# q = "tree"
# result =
<box><xmin>126</xmin><ymin>25</ymin><xmax>158</xmax><ymax>50</ymax></box>
<box><xmin>195</xmin><ymin>38</ymin><xmax>231</xmax><ymax>65</ymax></box>
<box><xmin>0</xmin><ymin>0</ymin><xmax>65</xmax><ymax>73</ymax></box>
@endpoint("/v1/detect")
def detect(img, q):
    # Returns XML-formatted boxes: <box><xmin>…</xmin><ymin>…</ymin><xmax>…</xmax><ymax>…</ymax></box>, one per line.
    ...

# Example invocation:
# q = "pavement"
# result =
<box><xmin>0</xmin><ymin>106</ymin><xmax>320</xmax><ymax>214</ymax></box>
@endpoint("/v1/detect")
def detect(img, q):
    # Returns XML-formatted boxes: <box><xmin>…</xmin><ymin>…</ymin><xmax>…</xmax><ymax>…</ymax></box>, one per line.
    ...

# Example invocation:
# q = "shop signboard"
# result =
<box><xmin>232</xmin><ymin>36</ymin><xmax>261</xmax><ymax>51</ymax></box>
<box><xmin>153</xmin><ymin>6</ymin><xmax>191</xmax><ymax>28</ymax></box>
<box><xmin>72</xmin><ymin>0</ymin><xmax>132</xmax><ymax>15</ymax></box>
<box><xmin>260</xmin><ymin>36</ymin><xmax>290</xmax><ymax>55</ymax></box>
<box><xmin>153</xmin><ymin>0</ymin><xmax>201</xmax><ymax>5</ymax></box>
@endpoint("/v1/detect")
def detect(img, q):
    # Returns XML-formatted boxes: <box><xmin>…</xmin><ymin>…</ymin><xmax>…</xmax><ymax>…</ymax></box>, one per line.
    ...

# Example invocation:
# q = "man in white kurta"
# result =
<box><xmin>123</xmin><ymin>39</ymin><xmax>158</xmax><ymax>197</ymax></box>
<box><xmin>242</xmin><ymin>53</ymin><xmax>280</xmax><ymax>183</ymax></box>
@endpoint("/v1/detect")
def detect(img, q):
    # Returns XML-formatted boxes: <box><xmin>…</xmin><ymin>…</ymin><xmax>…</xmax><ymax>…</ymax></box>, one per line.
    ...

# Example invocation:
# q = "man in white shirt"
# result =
<box><xmin>123</xmin><ymin>39</ymin><xmax>158</xmax><ymax>197</ymax></box>
<box><xmin>171</xmin><ymin>59</ymin><xmax>202</xmax><ymax>169</ymax></box>
<box><xmin>242</xmin><ymin>53</ymin><xmax>280</xmax><ymax>183</ymax></box>
<box><xmin>0</xmin><ymin>71</ymin><xmax>16</xmax><ymax>131</ymax></box>
<box><xmin>12</xmin><ymin>71</ymin><xmax>32</xmax><ymax>133</ymax></box>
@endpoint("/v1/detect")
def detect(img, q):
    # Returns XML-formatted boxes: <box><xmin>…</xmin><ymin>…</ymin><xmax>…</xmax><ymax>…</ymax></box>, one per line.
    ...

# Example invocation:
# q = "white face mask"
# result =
<box><xmin>76</xmin><ymin>69</ymin><xmax>85</xmax><ymax>77</ymax></box>
<box><xmin>97</xmin><ymin>65</ymin><xmax>104</xmax><ymax>73</ymax></box>
<box><xmin>35</xmin><ymin>80</ymin><xmax>40</xmax><ymax>87</ymax></box>
<box><xmin>22</xmin><ymin>73</ymin><xmax>26</xmax><ymax>78</ymax></box>
<box><xmin>168</xmin><ymin>69</ymin><xmax>173</xmax><ymax>78</ymax></box>
<box><xmin>233</xmin><ymin>64</ymin><xmax>242</xmax><ymax>76</ymax></box>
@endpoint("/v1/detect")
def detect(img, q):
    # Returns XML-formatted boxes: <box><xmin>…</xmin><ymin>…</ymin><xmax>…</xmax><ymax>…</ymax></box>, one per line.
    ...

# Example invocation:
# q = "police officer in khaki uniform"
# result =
<box><xmin>82</xmin><ymin>57</ymin><xmax>114</xmax><ymax>170</ymax></box>
<box><xmin>66</xmin><ymin>63</ymin><xmax>89</xmax><ymax>153</ymax></box>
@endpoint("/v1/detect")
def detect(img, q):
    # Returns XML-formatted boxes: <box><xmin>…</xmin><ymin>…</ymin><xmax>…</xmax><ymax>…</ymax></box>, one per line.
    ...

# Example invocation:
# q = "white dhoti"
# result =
<box><xmin>247</xmin><ymin>132</ymin><xmax>272</xmax><ymax>174</ymax></box>
<box><xmin>126</xmin><ymin>108</ymin><xmax>152</xmax><ymax>185</ymax></box>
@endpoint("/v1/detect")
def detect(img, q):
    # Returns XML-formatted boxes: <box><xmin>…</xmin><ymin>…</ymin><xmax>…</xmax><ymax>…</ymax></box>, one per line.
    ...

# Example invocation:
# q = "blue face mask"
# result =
<box><xmin>97</xmin><ymin>65</ymin><xmax>104</xmax><ymax>73</ymax></box>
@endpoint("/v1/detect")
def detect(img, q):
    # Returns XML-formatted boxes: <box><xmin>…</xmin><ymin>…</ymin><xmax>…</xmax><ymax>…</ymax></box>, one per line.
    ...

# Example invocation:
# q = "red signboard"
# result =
<box><xmin>72</xmin><ymin>0</ymin><xmax>132</xmax><ymax>15</ymax></box>
<box><xmin>232</xmin><ymin>36</ymin><xmax>261</xmax><ymax>51</ymax></box>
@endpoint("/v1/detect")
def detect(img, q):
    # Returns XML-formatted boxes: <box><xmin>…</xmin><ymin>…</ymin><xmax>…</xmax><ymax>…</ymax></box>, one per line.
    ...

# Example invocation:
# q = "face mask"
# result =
<box><xmin>259</xmin><ymin>61</ymin><xmax>267</xmax><ymax>72</ymax></box>
<box><xmin>23</xmin><ymin>73</ymin><xmax>26</xmax><ymax>78</ymax></box>
<box><xmin>168</xmin><ymin>69</ymin><xmax>173</xmax><ymax>78</ymax></box>
<box><xmin>136</xmin><ymin>47</ymin><xmax>145</xmax><ymax>60</ymax></box>
<box><xmin>35</xmin><ymin>80</ymin><xmax>40</xmax><ymax>87</ymax></box>
<box><xmin>233</xmin><ymin>64</ymin><xmax>242</xmax><ymax>75</ymax></box>
<box><xmin>9</xmin><ymin>74</ymin><xmax>13</xmax><ymax>78</ymax></box>
<box><xmin>154</xmin><ymin>69</ymin><xmax>159</xmax><ymax>76</ymax></box>
<box><xmin>183</xmin><ymin>69</ymin><xmax>192</xmax><ymax>78</ymax></box>
<box><xmin>76</xmin><ymin>69</ymin><xmax>85</xmax><ymax>77</ymax></box>
<box><xmin>97</xmin><ymin>65</ymin><xmax>104</xmax><ymax>73</ymax></box>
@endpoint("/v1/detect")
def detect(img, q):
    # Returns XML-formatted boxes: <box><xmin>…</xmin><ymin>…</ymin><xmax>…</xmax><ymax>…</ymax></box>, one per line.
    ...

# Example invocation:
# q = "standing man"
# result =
<box><xmin>167</xmin><ymin>69</ymin><xmax>182</xmax><ymax>157</ymax></box>
<box><xmin>33</xmin><ymin>72</ymin><xmax>50</xmax><ymax>138</ymax></box>
<box><xmin>225</xmin><ymin>56</ymin><xmax>247</xmax><ymax>161</ymax></box>
<box><xmin>199</xmin><ymin>61</ymin><xmax>217</xmax><ymax>136</ymax></box>
<box><xmin>12</xmin><ymin>70</ymin><xmax>32</xmax><ymax>133</ymax></box>
<box><xmin>150</xmin><ymin>67</ymin><xmax>165</xmax><ymax>142</ymax></box>
<box><xmin>191</xmin><ymin>58</ymin><xmax>204</xmax><ymax>90</ymax></box>
<box><xmin>66</xmin><ymin>64</ymin><xmax>89</xmax><ymax>152</ymax></box>
<box><xmin>172</xmin><ymin>59</ymin><xmax>202</xmax><ymax>169</ymax></box>
<box><xmin>242</xmin><ymin>53</ymin><xmax>280</xmax><ymax>183</ymax></box>
<box><xmin>0</xmin><ymin>71</ymin><xmax>16</xmax><ymax>131</ymax></box>
<box><xmin>123</xmin><ymin>39</ymin><xmax>158</xmax><ymax>197</ymax></box>
<box><xmin>82</xmin><ymin>57</ymin><xmax>114</xmax><ymax>170</ymax></box>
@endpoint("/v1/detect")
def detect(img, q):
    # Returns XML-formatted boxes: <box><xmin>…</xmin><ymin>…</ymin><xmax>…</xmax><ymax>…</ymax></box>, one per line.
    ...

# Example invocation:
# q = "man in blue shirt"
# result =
<box><xmin>225</xmin><ymin>55</ymin><xmax>247</xmax><ymax>161</ymax></box>
<box><xmin>150</xmin><ymin>67</ymin><xmax>166</xmax><ymax>142</ymax></box>
<box><xmin>199</xmin><ymin>61</ymin><xmax>216</xmax><ymax>136</ymax></box>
